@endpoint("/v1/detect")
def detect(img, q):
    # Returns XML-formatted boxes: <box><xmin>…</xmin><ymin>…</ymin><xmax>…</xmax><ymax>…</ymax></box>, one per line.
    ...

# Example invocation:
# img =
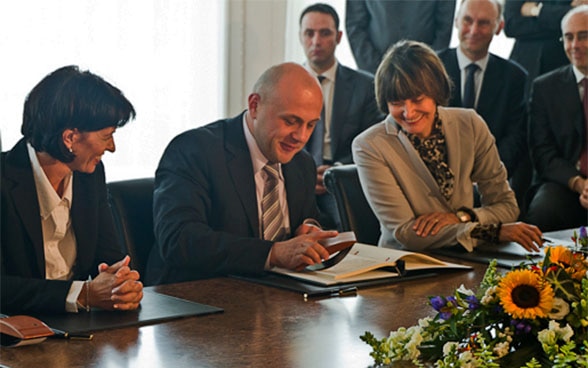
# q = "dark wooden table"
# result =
<box><xmin>0</xmin><ymin>261</ymin><xmax>490</xmax><ymax>368</ymax></box>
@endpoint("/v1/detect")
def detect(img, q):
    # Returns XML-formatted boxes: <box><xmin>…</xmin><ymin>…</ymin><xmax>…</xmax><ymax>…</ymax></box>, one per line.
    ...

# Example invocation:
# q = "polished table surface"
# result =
<box><xmin>0</xmin><ymin>260</ymin><xmax>490</xmax><ymax>368</ymax></box>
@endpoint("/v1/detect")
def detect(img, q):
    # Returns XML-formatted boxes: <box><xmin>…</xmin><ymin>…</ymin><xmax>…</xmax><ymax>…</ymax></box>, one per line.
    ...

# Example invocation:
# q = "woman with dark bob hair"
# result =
<box><xmin>352</xmin><ymin>41</ymin><xmax>543</xmax><ymax>252</ymax></box>
<box><xmin>1</xmin><ymin>65</ymin><xmax>143</xmax><ymax>314</ymax></box>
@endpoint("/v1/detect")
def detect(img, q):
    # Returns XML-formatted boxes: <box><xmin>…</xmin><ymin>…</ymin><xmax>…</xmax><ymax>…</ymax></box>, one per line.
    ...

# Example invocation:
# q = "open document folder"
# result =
<box><xmin>271</xmin><ymin>243</ymin><xmax>471</xmax><ymax>286</ymax></box>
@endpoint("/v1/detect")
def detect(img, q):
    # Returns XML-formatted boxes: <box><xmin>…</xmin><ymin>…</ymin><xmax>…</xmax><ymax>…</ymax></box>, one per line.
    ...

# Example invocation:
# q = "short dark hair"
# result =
<box><xmin>299</xmin><ymin>3</ymin><xmax>339</xmax><ymax>30</ymax></box>
<box><xmin>22</xmin><ymin>65</ymin><xmax>136</xmax><ymax>162</ymax></box>
<box><xmin>375</xmin><ymin>40</ymin><xmax>452</xmax><ymax>114</ymax></box>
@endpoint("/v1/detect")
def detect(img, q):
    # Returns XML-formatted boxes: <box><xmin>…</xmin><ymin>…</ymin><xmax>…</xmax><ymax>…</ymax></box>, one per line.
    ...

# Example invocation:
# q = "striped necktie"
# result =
<box><xmin>262</xmin><ymin>163</ymin><xmax>284</xmax><ymax>241</ymax></box>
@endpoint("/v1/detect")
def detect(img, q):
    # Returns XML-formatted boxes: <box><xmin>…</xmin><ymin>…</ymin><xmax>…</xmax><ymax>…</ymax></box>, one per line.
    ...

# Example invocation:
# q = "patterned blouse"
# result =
<box><xmin>403</xmin><ymin>117</ymin><xmax>501</xmax><ymax>243</ymax></box>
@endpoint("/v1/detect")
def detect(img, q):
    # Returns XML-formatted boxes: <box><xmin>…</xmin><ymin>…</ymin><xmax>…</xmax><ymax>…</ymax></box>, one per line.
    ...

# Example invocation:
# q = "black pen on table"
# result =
<box><xmin>303</xmin><ymin>287</ymin><xmax>358</xmax><ymax>301</ymax></box>
<box><xmin>51</xmin><ymin>328</ymin><xmax>93</xmax><ymax>340</ymax></box>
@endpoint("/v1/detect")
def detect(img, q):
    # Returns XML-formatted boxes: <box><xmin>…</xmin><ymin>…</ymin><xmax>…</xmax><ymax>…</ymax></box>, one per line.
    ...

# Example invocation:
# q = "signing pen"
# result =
<box><xmin>51</xmin><ymin>328</ymin><xmax>93</xmax><ymax>340</ymax></box>
<box><xmin>303</xmin><ymin>287</ymin><xmax>358</xmax><ymax>301</ymax></box>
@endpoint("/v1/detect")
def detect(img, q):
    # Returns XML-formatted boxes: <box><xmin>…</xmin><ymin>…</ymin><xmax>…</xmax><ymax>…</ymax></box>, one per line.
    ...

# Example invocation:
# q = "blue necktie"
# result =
<box><xmin>463</xmin><ymin>64</ymin><xmax>479</xmax><ymax>108</ymax></box>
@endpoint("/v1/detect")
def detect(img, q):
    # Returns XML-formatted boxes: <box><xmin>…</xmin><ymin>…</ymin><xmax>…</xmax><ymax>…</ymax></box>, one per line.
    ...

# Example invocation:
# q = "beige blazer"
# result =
<box><xmin>352</xmin><ymin>107</ymin><xmax>519</xmax><ymax>251</ymax></box>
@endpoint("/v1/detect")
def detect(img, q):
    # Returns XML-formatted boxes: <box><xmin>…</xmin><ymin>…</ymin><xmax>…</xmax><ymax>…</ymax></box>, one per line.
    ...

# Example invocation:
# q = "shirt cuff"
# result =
<box><xmin>66</xmin><ymin>280</ymin><xmax>84</xmax><ymax>313</ymax></box>
<box><xmin>456</xmin><ymin>222</ymin><xmax>480</xmax><ymax>252</ymax></box>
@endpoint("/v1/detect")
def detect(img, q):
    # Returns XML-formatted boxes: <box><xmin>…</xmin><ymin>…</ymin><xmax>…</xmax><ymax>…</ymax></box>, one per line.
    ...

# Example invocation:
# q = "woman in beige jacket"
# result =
<box><xmin>352</xmin><ymin>40</ymin><xmax>543</xmax><ymax>252</ymax></box>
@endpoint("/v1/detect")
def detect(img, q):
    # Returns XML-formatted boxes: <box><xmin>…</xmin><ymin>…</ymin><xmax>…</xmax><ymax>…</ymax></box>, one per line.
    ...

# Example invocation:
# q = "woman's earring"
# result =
<box><xmin>68</xmin><ymin>146</ymin><xmax>73</xmax><ymax>153</ymax></box>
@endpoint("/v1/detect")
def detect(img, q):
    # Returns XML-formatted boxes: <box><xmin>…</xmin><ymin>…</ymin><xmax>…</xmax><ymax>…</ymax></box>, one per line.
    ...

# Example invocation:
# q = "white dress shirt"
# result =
<box><xmin>304</xmin><ymin>60</ymin><xmax>338</xmax><ymax>162</ymax></box>
<box><xmin>456</xmin><ymin>48</ymin><xmax>490</xmax><ymax>109</ymax></box>
<box><xmin>27</xmin><ymin>143</ymin><xmax>84</xmax><ymax>312</ymax></box>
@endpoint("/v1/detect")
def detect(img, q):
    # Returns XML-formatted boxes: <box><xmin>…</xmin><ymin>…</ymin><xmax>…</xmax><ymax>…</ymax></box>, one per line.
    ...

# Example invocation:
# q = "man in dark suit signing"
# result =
<box><xmin>525</xmin><ymin>5</ymin><xmax>588</xmax><ymax>230</ymax></box>
<box><xmin>437</xmin><ymin>0</ymin><xmax>529</xmax><ymax>208</ymax></box>
<box><xmin>299</xmin><ymin>3</ymin><xmax>384</xmax><ymax>230</ymax></box>
<box><xmin>146</xmin><ymin>63</ymin><xmax>339</xmax><ymax>285</ymax></box>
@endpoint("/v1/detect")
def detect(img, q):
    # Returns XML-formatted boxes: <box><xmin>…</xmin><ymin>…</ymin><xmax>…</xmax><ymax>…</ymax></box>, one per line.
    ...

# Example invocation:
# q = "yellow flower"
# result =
<box><xmin>497</xmin><ymin>269</ymin><xmax>554</xmax><ymax>319</ymax></box>
<box><xmin>548</xmin><ymin>246</ymin><xmax>574</xmax><ymax>266</ymax></box>
<box><xmin>546</xmin><ymin>245</ymin><xmax>588</xmax><ymax>280</ymax></box>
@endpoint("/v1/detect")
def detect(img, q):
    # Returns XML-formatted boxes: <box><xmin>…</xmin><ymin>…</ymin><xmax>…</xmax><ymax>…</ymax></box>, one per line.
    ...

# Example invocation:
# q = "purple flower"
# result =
<box><xmin>465</xmin><ymin>295</ymin><xmax>480</xmax><ymax>310</ymax></box>
<box><xmin>510</xmin><ymin>319</ymin><xmax>532</xmax><ymax>334</ymax></box>
<box><xmin>580</xmin><ymin>226</ymin><xmax>587</xmax><ymax>239</ymax></box>
<box><xmin>430</xmin><ymin>296</ymin><xmax>457</xmax><ymax>320</ymax></box>
<box><xmin>430</xmin><ymin>296</ymin><xmax>445</xmax><ymax>312</ymax></box>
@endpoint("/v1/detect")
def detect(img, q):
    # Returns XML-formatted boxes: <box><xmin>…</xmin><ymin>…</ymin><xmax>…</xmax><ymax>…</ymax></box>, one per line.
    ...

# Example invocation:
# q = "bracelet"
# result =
<box><xmin>84</xmin><ymin>279</ymin><xmax>91</xmax><ymax>312</ymax></box>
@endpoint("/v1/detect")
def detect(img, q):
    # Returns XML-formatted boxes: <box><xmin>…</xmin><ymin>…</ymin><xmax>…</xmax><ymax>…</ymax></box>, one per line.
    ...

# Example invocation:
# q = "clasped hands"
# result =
<box><xmin>413</xmin><ymin>212</ymin><xmax>544</xmax><ymax>252</ymax></box>
<box><xmin>79</xmin><ymin>255</ymin><xmax>144</xmax><ymax>311</ymax></box>
<box><xmin>269</xmin><ymin>221</ymin><xmax>338</xmax><ymax>271</ymax></box>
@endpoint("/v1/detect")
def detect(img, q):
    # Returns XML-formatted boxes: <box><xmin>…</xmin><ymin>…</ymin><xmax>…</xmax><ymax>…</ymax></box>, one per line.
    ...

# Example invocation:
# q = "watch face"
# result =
<box><xmin>456</xmin><ymin>211</ymin><xmax>469</xmax><ymax>223</ymax></box>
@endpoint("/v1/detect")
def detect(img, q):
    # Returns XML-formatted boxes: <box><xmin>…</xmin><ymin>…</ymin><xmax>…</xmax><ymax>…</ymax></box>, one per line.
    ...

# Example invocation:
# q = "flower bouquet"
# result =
<box><xmin>361</xmin><ymin>228</ymin><xmax>588</xmax><ymax>367</ymax></box>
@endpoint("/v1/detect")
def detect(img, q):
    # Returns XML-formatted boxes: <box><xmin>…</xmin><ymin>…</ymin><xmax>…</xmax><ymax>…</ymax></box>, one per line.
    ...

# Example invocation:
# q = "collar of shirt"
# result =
<box><xmin>456</xmin><ymin>48</ymin><xmax>489</xmax><ymax>73</ymax></box>
<box><xmin>27</xmin><ymin>142</ymin><xmax>73</xmax><ymax>219</ymax></box>
<box><xmin>303</xmin><ymin>60</ymin><xmax>338</xmax><ymax>83</ymax></box>
<box><xmin>242</xmin><ymin>113</ymin><xmax>284</xmax><ymax>180</ymax></box>
<box><xmin>572</xmin><ymin>65</ymin><xmax>588</xmax><ymax>84</ymax></box>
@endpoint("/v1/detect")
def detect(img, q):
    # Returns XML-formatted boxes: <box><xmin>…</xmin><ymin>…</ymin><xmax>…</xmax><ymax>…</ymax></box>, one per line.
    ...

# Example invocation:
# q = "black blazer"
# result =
<box><xmin>529</xmin><ymin>65</ymin><xmax>585</xmax><ymax>187</ymax></box>
<box><xmin>438</xmin><ymin>48</ymin><xmax>528</xmax><ymax>176</ymax></box>
<box><xmin>504</xmin><ymin>0</ymin><xmax>571</xmax><ymax>93</ymax></box>
<box><xmin>146</xmin><ymin>113</ymin><xmax>319</xmax><ymax>285</ymax></box>
<box><xmin>346</xmin><ymin>0</ymin><xmax>456</xmax><ymax>74</ymax></box>
<box><xmin>305</xmin><ymin>63</ymin><xmax>384</xmax><ymax>165</ymax></box>
<box><xmin>1</xmin><ymin>139</ymin><xmax>124</xmax><ymax>314</ymax></box>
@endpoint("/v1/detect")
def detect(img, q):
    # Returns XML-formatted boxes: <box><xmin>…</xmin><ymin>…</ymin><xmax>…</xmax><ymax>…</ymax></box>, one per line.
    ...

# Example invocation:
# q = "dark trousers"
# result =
<box><xmin>524</xmin><ymin>182</ymin><xmax>587</xmax><ymax>232</ymax></box>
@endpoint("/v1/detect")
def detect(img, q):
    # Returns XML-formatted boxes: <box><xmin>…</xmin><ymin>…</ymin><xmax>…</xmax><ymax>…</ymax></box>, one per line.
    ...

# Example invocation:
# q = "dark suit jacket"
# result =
<box><xmin>146</xmin><ymin>113</ymin><xmax>319</xmax><ymax>285</ymax></box>
<box><xmin>529</xmin><ymin>65</ymin><xmax>584</xmax><ymax>187</ymax></box>
<box><xmin>345</xmin><ymin>0</ymin><xmax>456</xmax><ymax>74</ymax></box>
<box><xmin>438</xmin><ymin>48</ymin><xmax>528</xmax><ymax>176</ymax></box>
<box><xmin>1</xmin><ymin>139</ymin><xmax>124</xmax><ymax>314</ymax></box>
<box><xmin>504</xmin><ymin>0</ymin><xmax>571</xmax><ymax>94</ymax></box>
<box><xmin>305</xmin><ymin>63</ymin><xmax>384</xmax><ymax>165</ymax></box>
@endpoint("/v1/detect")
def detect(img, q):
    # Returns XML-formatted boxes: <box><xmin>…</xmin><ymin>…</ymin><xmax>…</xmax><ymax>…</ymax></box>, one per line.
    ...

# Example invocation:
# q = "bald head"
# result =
<box><xmin>247</xmin><ymin>62</ymin><xmax>323</xmax><ymax>164</ymax></box>
<box><xmin>252</xmin><ymin>62</ymin><xmax>321</xmax><ymax>102</ymax></box>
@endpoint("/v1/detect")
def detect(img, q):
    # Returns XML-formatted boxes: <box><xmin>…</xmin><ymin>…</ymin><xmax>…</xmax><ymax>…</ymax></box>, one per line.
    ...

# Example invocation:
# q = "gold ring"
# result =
<box><xmin>434</xmin><ymin>219</ymin><xmax>439</xmax><ymax>223</ymax></box>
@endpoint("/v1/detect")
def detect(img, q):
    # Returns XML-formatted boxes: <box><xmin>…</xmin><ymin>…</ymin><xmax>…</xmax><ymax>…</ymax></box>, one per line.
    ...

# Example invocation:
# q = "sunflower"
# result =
<box><xmin>497</xmin><ymin>269</ymin><xmax>554</xmax><ymax>320</ymax></box>
<box><xmin>548</xmin><ymin>246</ymin><xmax>574</xmax><ymax>267</ymax></box>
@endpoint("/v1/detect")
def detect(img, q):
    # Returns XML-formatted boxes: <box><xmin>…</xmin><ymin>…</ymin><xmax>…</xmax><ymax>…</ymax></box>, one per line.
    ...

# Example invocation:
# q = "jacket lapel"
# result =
<box><xmin>560</xmin><ymin>66</ymin><xmax>584</xmax><ymax>138</ymax></box>
<box><xmin>225</xmin><ymin>114</ymin><xmax>260</xmax><ymax>237</ymax></box>
<box><xmin>330</xmin><ymin>65</ymin><xmax>352</xmax><ymax>158</ymax></box>
<box><xmin>387</xmin><ymin>118</ymin><xmax>451</xmax><ymax>208</ymax></box>
<box><xmin>5</xmin><ymin>139</ymin><xmax>46</xmax><ymax>276</ymax></box>
<box><xmin>444</xmin><ymin>49</ymin><xmax>462</xmax><ymax>106</ymax></box>
<box><xmin>477</xmin><ymin>55</ymin><xmax>501</xmax><ymax>117</ymax></box>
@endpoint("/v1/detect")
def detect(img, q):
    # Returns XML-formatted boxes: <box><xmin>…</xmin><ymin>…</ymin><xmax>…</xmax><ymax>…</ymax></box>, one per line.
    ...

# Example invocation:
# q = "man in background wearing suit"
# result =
<box><xmin>146</xmin><ymin>63</ymin><xmax>338</xmax><ymax>285</ymax></box>
<box><xmin>438</xmin><ymin>0</ymin><xmax>529</xmax><ymax>210</ymax></box>
<box><xmin>345</xmin><ymin>0</ymin><xmax>456</xmax><ymax>74</ymax></box>
<box><xmin>525</xmin><ymin>5</ymin><xmax>588</xmax><ymax>230</ymax></box>
<box><xmin>299</xmin><ymin>3</ymin><xmax>384</xmax><ymax>230</ymax></box>
<box><xmin>504</xmin><ymin>0</ymin><xmax>577</xmax><ymax>96</ymax></box>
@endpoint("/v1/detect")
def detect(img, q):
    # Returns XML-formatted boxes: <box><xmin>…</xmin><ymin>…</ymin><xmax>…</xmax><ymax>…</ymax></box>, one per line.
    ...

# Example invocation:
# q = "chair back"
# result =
<box><xmin>323</xmin><ymin>165</ymin><xmax>381</xmax><ymax>245</ymax></box>
<box><xmin>107</xmin><ymin>178</ymin><xmax>155</xmax><ymax>276</ymax></box>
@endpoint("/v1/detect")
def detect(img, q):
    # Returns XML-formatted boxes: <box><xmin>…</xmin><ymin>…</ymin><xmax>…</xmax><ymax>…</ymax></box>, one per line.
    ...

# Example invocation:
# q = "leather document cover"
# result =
<box><xmin>431</xmin><ymin>229</ymin><xmax>576</xmax><ymax>268</ymax></box>
<box><xmin>32</xmin><ymin>288</ymin><xmax>223</xmax><ymax>334</ymax></box>
<box><xmin>232</xmin><ymin>271</ymin><xmax>440</xmax><ymax>296</ymax></box>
